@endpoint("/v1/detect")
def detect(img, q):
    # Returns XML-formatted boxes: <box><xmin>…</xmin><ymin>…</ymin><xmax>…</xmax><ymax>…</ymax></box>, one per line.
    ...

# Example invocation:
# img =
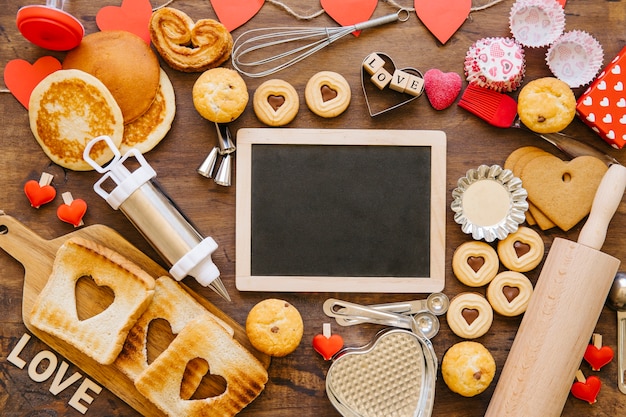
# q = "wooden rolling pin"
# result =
<box><xmin>485</xmin><ymin>163</ymin><xmax>626</xmax><ymax>417</ymax></box>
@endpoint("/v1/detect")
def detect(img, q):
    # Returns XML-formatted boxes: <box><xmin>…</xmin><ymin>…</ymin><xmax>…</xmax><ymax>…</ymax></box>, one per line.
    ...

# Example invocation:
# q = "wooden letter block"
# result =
<box><xmin>363</xmin><ymin>53</ymin><xmax>385</xmax><ymax>75</ymax></box>
<box><xmin>405</xmin><ymin>74</ymin><xmax>425</xmax><ymax>96</ymax></box>
<box><xmin>371</xmin><ymin>67</ymin><xmax>392</xmax><ymax>90</ymax></box>
<box><xmin>390</xmin><ymin>69</ymin><xmax>410</xmax><ymax>93</ymax></box>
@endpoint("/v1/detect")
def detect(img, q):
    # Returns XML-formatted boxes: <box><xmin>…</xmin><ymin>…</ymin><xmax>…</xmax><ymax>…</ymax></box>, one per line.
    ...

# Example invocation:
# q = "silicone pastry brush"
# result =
<box><xmin>458</xmin><ymin>84</ymin><xmax>620</xmax><ymax>167</ymax></box>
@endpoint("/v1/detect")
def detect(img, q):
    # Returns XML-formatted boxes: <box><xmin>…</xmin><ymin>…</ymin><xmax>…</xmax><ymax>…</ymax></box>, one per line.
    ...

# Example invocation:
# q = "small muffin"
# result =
<box><xmin>192</xmin><ymin>67</ymin><xmax>248</xmax><ymax>123</ymax></box>
<box><xmin>246</xmin><ymin>299</ymin><xmax>304</xmax><ymax>357</ymax></box>
<box><xmin>517</xmin><ymin>77</ymin><xmax>576</xmax><ymax>133</ymax></box>
<box><xmin>442</xmin><ymin>341</ymin><xmax>496</xmax><ymax>397</ymax></box>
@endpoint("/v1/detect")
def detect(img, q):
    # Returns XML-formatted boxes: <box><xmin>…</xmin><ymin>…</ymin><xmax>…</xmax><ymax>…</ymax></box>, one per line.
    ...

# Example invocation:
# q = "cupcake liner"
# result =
<box><xmin>546</xmin><ymin>30</ymin><xmax>604</xmax><ymax>88</ymax></box>
<box><xmin>464</xmin><ymin>37</ymin><xmax>526</xmax><ymax>92</ymax></box>
<box><xmin>509</xmin><ymin>0</ymin><xmax>565</xmax><ymax>48</ymax></box>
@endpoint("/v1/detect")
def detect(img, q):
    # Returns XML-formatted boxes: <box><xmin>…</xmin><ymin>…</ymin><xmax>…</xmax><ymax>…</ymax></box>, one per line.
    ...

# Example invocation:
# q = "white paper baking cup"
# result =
<box><xmin>546</xmin><ymin>30</ymin><xmax>604</xmax><ymax>88</ymax></box>
<box><xmin>509</xmin><ymin>0</ymin><xmax>565</xmax><ymax>48</ymax></box>
<box><xmin>451</xmin><ymin>165</ymin><xmax>528</xmax><ymax>242</ymax></box>
<box><xmin>464</xmin><ymin>37</ymin><xmax>526</xmax><ymax>92</ymax></box>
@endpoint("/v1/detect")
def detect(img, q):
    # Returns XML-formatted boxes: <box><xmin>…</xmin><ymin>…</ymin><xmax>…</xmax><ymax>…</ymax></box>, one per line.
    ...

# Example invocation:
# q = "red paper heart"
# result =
<box><xmin>571</xmin><ymin>375</ymin><xmax>601</xmax><ymax>404</ymax></box>
<box><xmin>584</xmin><ymin>344</ymin><xmax>614</xmax><ymax>371</ymax></box>
<box><xmin>4</xmin><ymin>56</ymin><xmax>61</xmax><ymax>109</ymax></box>
<box><xmin>210</xmin><ymin>0</ymin><xmax>265</xmax><ymax>32</ymax></box>
<box><xmin>24</xmin><ymin>180</ymin><xmax>56</xmax><ymax>208</ymax></box>
<box><xmin>423</xmin><ymin>68</ymin><xmax>462</xmax><ymax>110</ymax></box>
<box><xmin>414</xmin><ymin>0</ymin><xmax>471</xmax><ymax>44</ymax></box>
<box><xmin>57</xmin><ymin>199</ymin><xmax>87</xmax><ymax>227</ymax></box>
<box><xmin>321</xmin><ymin>0</ymin><xmax>377</xmax><ymax>37</ymax></box>
<box><xmin>313</xmin><ymin>333</ymin><xmax>344</xmax><ymax>360</ymax></box>
<box><xmin>96</xmin><ymin>0</ymin><xmax>153</xmax><ymax>44</ymax></box>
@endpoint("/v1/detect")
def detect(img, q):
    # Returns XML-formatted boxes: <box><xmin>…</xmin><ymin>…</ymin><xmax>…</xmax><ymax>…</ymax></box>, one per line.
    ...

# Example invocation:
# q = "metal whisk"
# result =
<box><xmin>231</xmin><ymin>9</ymin><xmax>411</xmax><ymax>78</ymax></box>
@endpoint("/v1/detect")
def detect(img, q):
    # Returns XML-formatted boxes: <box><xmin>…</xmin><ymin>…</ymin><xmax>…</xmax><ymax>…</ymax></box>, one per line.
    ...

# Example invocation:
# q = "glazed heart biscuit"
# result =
<box><xmin>305</xmin><ymin>71</ymin><xmax>351</xmax><ymax>118</ymax></box>
<box><xmin>150</xmin><ymin>7</ymin><xmax>233</xmax><ymax>73</ymax></box>
<box><xmin>447</xmin><ymin>293</ymin><xmax>493</xmax><ymax>339</ymax></box>
<box><xmin>521</xmin><ymin>155</ymin><xmax>608</xmax><ymax>231</ymax></box>
<box><xmin>497</xmin><ymin>226</ymin><xmax>544</xmax><ymax>272</ymax></box>
<box><xmin>487</xmin><ymin>271</ymin><xmax>533</xmax><ymax>317</ymax></box>
<box><xmin>253</xmin><ymin>79</ymin><xmax>299</xmax><ymax>126</ymax></box>
<box><xmin>452</xmin><ymin>241</ymin><xmax>499</xmax><ymax>287</ymax></box>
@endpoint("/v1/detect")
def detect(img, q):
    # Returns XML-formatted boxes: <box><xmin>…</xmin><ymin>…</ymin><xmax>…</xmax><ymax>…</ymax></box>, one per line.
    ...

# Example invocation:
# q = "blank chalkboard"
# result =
<box><xmin>235</xmin><ymin>128</ymin><xmax>446</xmax><ymax>293</ymax></box>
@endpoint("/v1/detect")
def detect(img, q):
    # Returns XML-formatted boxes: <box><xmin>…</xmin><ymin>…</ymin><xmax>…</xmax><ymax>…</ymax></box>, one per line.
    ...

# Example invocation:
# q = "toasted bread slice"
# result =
<box><xmin>135</xmin><ymin>314</ymin><xmax>268</xmax><ymax>417</ymax></box>
<box><xmin>114</xmin><ymin>276</ymin><xmax>234</xmax><ymax>382</ymax></box>
<box><xmin>28</xmin><ymin>69</ymin><xmax>124</xmax><ymax>171</ymax></box>
<box><xmin>30</xmin><ymin>237</ymin><xmax>155</xmax><ymax>365</ymax></box>
<box><xmin>120</xmin><ymin>68</ymin><xmax>176</xmax><ymax>155</ymax></box>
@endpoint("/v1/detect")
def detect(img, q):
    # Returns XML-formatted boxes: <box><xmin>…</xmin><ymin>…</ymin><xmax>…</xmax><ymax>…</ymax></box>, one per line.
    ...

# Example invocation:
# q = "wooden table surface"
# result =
<box><xmin>1</xmin><ymin>0</ymin><xmax>626</xmax><ymax>416</ymax></box>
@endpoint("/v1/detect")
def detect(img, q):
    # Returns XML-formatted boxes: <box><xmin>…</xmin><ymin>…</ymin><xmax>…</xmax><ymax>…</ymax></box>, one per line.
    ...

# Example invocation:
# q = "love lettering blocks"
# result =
<box><xmin>576</xmin><ymin>46</ymin><xmax>626</xmax><ymax>149</ymax></box>
<box><xmin>363</xmin><ymin>53</ymin><xmax>424</xmax><ymax>97</ymax></box>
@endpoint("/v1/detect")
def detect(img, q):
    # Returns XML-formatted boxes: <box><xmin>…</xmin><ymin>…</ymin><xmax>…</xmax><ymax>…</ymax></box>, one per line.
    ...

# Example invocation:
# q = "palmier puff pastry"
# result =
<box><xmin>150</xmin><ymin>7</ymin><xmax>233</xmax><ymax>73</ymax></box>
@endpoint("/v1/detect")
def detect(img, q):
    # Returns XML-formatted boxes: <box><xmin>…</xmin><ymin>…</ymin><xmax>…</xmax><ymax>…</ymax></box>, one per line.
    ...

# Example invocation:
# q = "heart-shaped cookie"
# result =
<box><xmin>321</xmin><ymin>0</ymin><xmax>377</xmax><ymax>36</ymax></box>
<box><xmin>414</xmin><ymin>0</ymin><xmax>471</xmax><ymax>44</ymax></box>
<box><xmin>4</xmin><ymin>56</ymin><xmax>61</xmax><ymax>109</ymax></box>
<box><xmin>361</xmin><ymin>53</ymin><xmax>423</xmax><ymax>117</ymax></box>
<box><xmin>210</xmin><ymin>0</ymin><xmax>264</xmax><ymax>31</ymax></box>
<box><xmin>326</xmin><ymin>329</ymin><xmax>435</xmax><ymax>416</ymax></box>
<box><xmin>96</xmin><ymin>0</ymin><xmax>153</xmax><ymax>44</ymax></box>
<box><xmin>520</xmin><ymin>155</ymin><xmax>608</xmax><ymax>231</ymax></box>
<box><xmin>423</xmin><ymin>69</ymin><xmax>462</xmax><ymax>110</ymax></box>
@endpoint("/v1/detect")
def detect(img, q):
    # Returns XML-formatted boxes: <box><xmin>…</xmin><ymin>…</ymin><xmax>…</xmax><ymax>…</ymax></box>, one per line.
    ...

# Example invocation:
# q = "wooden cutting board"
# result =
<box><xmin>0</xmin><ymin>212</ymin><xmax>270</xmax><ymax>416</ymax></box>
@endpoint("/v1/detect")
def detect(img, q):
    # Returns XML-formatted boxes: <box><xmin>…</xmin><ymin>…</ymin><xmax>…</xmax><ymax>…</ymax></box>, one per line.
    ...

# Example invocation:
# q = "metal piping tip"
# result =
<box><xmin>209</xmin><ymin>277</ymin><xmax>231</xmax><ymax>301</ymax></box>
<box><xmin>197</xmin><ymin>147</ymin><xmax>219</xmax><ymax>178</ymax></box>
<box><xmin>214</xmin><ymin>154</ymin><xmax>232</xmax><ymax>187</ymax></box>
<box><xmin>215</xmin><ymin>123</ymin><xmax>236</xmax><ymax>155</ymax></box>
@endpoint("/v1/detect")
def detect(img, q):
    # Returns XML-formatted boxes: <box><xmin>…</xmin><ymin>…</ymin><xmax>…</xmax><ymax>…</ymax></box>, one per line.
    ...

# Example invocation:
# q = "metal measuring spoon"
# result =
<box><xmin>606</xmin><ymin>271</ymin><xmax>626</xmax><ymax>394</ymax></box>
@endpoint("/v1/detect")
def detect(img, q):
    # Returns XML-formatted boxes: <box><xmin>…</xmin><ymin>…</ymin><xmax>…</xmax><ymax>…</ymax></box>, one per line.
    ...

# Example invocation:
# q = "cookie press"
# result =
<box><xmin>83</xmin><ymin>135</ymin><xmax>230</xmax><ymax>301</ymax></box>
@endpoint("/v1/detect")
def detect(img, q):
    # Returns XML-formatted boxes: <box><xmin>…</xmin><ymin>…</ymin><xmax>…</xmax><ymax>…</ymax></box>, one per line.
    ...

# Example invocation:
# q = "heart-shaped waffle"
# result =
<box><xmin>361</xmin><ymin>53</ymin><xmax>423</xmax><ymax>117</ymax></box>
<box><xmin>326</xmin><ymin>328</ymin><xmax>435</xmax><ymax>417</ymax></box>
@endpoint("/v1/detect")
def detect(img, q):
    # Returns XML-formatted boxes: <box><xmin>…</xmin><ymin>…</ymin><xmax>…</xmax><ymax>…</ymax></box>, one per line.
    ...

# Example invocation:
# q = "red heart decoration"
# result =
<box><xmin>313</xmin><ymin>333</ymin><xmax>344</xmax><ymax>360</ymax></box>
<box><xmin>210</xmin><ymin>0</ymin><xmax>265</xmax><ymax>32</ymax></box>
<box><xmin>584</xmin><ymin>344</ymin><xmax>614</xmax><ymax>371</ymax></box>
<box><xmin>571</xmin><ymin>375</ymin><xmax>601</xmax><ymax>404</ymax></box>
<box><xmin>423</xmin><ymin>68</ymin><xmax>462</xmax><ymax>110</ymax></box>
<box><xmin>414</xmin><ymin>0</ymin><xmax>471</xmax><ymax>44</ymax></box>
<box><xmin>321</xmin><ymin>0</ymin><xmax>377</xmax><ymax>37</ymax></box>
<box><xmin>57</xmin><ymin>199</ymin><xmax>88</xmax><ymax>227</ymax></box>
<box><xmin>24</xmin><ymin>180</ymin><xmax>56</xmax><ymax>208</ymax></box>
<box><xmin>96</xmin><ymin>0</ymin><xmax>153</xmax><ymax>44</ymax></box>
<box><xmin>4</xmin><ymin>56</ymin><xmax>61</xmax><ymax>109</ymax></box>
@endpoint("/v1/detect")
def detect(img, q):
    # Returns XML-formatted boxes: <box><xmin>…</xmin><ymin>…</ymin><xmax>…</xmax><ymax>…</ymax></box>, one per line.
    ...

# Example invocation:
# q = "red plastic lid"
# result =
<box><xmin>16</xmin><ymin>5</ymin><xmax>84</xmax><ymax>51</ymax></box>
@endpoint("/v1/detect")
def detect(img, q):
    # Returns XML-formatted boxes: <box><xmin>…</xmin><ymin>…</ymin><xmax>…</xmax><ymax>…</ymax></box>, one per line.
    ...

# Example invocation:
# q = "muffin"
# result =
<box><xmin>517</xmin><ymin>77</ymin><xmax>576</xmax><ymax>133</ymax></box>
<box><xmin>192</xmin><ymin>67</ymin><xmax>249</xmax><ymax>123</ymax></box>
<box><xmin>442</xmin><ymin>341</ymin><xmax>496</xmax><ymax>397</ymax></box>
<box><xmin>246</xmin><ymin>299</ymin><xmax>304</xmax><ymax>357</ymax></box>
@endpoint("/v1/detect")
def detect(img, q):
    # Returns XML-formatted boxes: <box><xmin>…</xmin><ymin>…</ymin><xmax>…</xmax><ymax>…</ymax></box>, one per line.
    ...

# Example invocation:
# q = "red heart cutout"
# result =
<box><xmin>313</xmin><ymin>333</ymin><xmax>344</xmax><ymax>360</ymax></box>
<box><xmin>423</xmin><ymin>69</ymin><xmax>462</xmax><ymax>110</ymax></box>
<box><xmin>210</xmin><ymin>0</ymin><xmax>265</xmax><ymax>32</ymax></box>
<box><xmin>571</xmin><ymin>375</ymin><xmax>601</xmax><ymax>404</ymax></box>
<box><xmin>57</xmin><ymin>199</ymin><xmax>87</xmax><ymax>227</ymax></box>
<box><xmin>414</xmin><ymin>0</ymin><xmax>471</xmax><ymax>44</ymax></box>
<box><xmin>584</xmin><ymin>344</ymin><xmax>614</xmax><ymax>371</ymax></box>
<box><xmin>96</xmin><ymin>0</ymin><xmax>153</xmax><ymax>44</ymax></box>
<box><xmin>4</xmin><ymin>56</ymin><xmax>61</xmax><ymax>109</ymax></box>
<box><xmin>24</xmin><ymin>180</ymin><xmax>56</xmax><ymax>208</ymax></box>
<box><xmin>321</xmin><ymin>0</ymin><xmax>377</xmax><ymax>37</ymax></box>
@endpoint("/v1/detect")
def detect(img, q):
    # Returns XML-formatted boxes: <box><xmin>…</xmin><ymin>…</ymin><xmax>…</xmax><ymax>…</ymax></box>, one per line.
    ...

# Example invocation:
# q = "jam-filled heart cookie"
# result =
<box><xmin>150</xmin><ymin>7</ymin><xmax>233</xmax><ymax>72</ymax></box>
<box><xmin>497</xmin><ymin>226</ymin><xmax>544</xmax><ymax>272</ymax></box>
<box><xmin>253</xmin><ymin>79</ymin><xmax>299</xmax><ymax>126</ymax></box>
<box><xmin>452</xmin><ymin>241</ymin><xmax>499</xmax><ymax>287</ymax></box>
<box><xmin>447</xmin><ymin>293</ymin><xmax>493</xmax><ymax>339</ymax></box>
<box><xmin>486</xmin><ymin>271</ymin><xmax>533</xmax><ymax>316</ymax></box>
<box><xmin>305</xmin><ymin>71</ymin><xmax>351</xmax><ymax>118</ymax></box>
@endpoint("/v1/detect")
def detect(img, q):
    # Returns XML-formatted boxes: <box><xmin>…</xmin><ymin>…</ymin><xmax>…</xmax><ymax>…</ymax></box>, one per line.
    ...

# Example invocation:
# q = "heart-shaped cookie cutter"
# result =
<box><xmin>326</xmin><ymin>328</ymin><xmax>437</xmax><ymax>417</ymax></box>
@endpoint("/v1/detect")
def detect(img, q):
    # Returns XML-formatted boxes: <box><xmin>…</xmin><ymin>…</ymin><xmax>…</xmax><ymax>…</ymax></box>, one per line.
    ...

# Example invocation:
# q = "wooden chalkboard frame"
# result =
<box><xmin>235</xmin><ymin>128</ymin><xmax>446</xmax><ymax>293</ymax></box>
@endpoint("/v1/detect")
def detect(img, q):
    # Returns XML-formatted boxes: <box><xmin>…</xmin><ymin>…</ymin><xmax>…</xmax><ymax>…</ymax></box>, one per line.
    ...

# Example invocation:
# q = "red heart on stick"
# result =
<box><xmin>313</xmin><ymin>333</ymin><xmax>344</xmax><ymax>360</ymax></box>
<box><xmin>584</xmin><ymin>344</ymin><xmax>614</xmax><ymax>371</ymax></box>
<box><xmin>571</xmin><ymin>375</ymin><xmax>601</xmax><ymax>404</ymax></box>
<box><xmin>96</xmin><ymin>0</ymin><xmax>153</xmax><ymax>44</ymax></box>
<box><xmin>210</xmin><ymin>0</ymin><xmax>265</xmax><ymax>32</ymax></box>
<box><xmin>321</xmin><ymin>0</ymin><xmax>377</xmax><ymax>37</ymax></box>
<box><xmin>414</xmin><ymin>0</ymin><xmax>471</xmax><ymax>44</ymax></box>
<box><xmin>57</xmin><ymin>199</ymin><xmax>87</xmax><ymax>227</ymax></box>
<box><xmin>24</xmin><ymin>180</ymin><xmax>56</xmax><ymax>208</ymax></box>
<box><xmin>4</xmin><ymin>56</ymin><xmax>61</xmax><ymax>109</ymax></box>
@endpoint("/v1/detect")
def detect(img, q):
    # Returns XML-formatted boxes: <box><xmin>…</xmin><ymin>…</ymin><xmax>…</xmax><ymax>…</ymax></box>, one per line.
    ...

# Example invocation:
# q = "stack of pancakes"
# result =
<box><xmin>29</xmin><ymin>30</ymin><xmax>176</xmax><ymax>171</ymax></box>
